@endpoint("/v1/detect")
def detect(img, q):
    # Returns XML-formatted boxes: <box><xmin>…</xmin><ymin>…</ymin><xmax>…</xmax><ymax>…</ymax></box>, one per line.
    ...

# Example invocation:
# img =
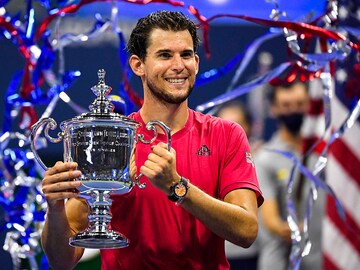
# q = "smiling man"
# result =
<box><xmin>40</xmin><ymin>11</ymin><xmax>263</xmax><ymax>270</ymax></box>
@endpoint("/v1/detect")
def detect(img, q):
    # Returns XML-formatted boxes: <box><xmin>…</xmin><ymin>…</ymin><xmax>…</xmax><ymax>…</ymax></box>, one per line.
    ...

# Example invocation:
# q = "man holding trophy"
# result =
<box><xmin>39</xmin><ymin>11</ymin><xmax>263</xmax><ymax>270</ymax></box>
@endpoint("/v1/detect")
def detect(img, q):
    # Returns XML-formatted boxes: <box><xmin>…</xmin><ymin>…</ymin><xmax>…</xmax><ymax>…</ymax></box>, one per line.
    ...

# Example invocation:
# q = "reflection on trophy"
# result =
<box><xmin>30</xmin><ymin>69</ymin><xmax>171</xmax><ymax>249</ymax></box>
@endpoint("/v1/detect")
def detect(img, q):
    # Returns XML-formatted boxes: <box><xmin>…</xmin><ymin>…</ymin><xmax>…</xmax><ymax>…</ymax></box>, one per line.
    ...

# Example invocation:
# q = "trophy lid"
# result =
<box><xmin>71</xmin><ymin>69</ymin><xmax>138</xmax><ymax>125</ymax></box>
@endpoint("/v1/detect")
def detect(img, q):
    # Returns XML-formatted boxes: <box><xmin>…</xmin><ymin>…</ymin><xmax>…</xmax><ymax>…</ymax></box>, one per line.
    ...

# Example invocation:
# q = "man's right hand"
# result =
<box><xmin>42</xmin><ymin>161</ymin><xmax>82</xmax><ymax>210</ymax></box>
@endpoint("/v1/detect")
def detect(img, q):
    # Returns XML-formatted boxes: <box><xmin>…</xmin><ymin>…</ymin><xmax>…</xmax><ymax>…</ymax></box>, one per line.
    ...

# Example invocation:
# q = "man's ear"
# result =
<box><xmin>195</xmin><ymin>54</ymin><xmax>199</xmax><ymax>75</ymax></box>
<box><xmin>129</xmin><ymin>55</ymin><xmax>144</xmax><ymax>76</ymax></box>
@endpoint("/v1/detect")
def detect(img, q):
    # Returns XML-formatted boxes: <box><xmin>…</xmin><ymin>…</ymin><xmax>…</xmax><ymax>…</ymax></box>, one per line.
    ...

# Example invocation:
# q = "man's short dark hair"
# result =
<box><xmin>268</xmin><ymin>80</ymin><xmax>309</xmax><ymax>104</ymax></box>
<box><xmin>216</xmin><ymin>100</ymin><xmax>253</xmax><ymax>126</ymax></box>
<box><xmin>127</xmin><ymin>10</ymin><xmax>200</xmax><ymax>61</ymax></box>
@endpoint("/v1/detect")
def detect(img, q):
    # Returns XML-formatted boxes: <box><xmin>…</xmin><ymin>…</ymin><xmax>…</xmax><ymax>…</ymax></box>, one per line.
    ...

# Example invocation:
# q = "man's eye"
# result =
<box><xmin>159</xmin><ymin>53</ymin><xmax>171</xmax><ymax>58</ymax></box>
<box><xmin>182</xmin><ymin>52</ymin><xmax>193</xmax><ymax>58</ymax></box>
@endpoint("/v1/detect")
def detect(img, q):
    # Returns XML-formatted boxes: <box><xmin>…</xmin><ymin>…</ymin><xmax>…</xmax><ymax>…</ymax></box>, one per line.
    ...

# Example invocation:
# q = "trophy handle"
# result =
<box><xmin>30</xmin><ymin>118</ymin><xmax>63</xmax><ymax>170</ymax></box>
<box><xmin>135</xmin><ymin>120</ymin><xmax>172</xmax><ymax>188</ymax></box>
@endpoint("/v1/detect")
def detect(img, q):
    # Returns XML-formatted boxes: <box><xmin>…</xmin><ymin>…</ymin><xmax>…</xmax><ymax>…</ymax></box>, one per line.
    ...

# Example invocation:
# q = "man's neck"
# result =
<box><xmin>278</xmin><ymin>127</ymin><xmax>302</xmax><ymax>152</ymax></box>
<box><xmin>140</xmin><ymin>101</ymin><xmax>189</xmax><ymax>135</ymax></box>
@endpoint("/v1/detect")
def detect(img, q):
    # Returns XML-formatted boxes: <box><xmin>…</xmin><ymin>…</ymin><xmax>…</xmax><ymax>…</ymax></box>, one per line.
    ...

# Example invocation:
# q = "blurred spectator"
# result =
<box><xmin>216</xmin><ymin>99</ymin><xmax>260</xmax><ymax>270</ymax></box>
<box><xmin>216</xmin><ymin>100</ymin><xmax>263</xmax><ymax>153</ymax></box>
<box><xmin>216</xmin><ymin>100</ymin><xmax>252</xmax><ymax>136</ymax></box>
<box><xmin>255</xmin><ymin>81</ymin><xmax>325</xmax><ymax>270</ymax></box>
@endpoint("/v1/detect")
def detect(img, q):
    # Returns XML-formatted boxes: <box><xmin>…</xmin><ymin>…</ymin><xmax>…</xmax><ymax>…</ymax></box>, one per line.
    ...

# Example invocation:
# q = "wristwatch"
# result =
<box><xmin>168</xmin><ymin>176</ymin><xmax>189</xmax><ymax>205</ymax></box>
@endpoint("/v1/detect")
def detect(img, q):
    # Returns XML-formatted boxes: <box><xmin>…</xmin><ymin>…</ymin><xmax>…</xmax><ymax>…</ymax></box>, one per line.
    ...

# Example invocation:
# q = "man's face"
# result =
<box><xmin>140</xmin><ymin>29</ymin><xmax>199</xmax><ymax>104</ymax></box>
<box><xmin>217</xmin><ymin>107</ymin><xmax>251</xmax><ymax>137</ymax></box>
<box><xmin>271</xmin><ymin>83</ymin><xmax>309</xmax><ymax>117</ymax></box>
<box><xmin>271</xmin><ymin>82</ymin><xmax>309</xmax><ymax>134</ymax></box>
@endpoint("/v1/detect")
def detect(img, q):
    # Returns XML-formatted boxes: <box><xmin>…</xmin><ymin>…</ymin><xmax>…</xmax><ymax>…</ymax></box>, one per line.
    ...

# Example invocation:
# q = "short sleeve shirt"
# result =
<box><xmin>101</xmin><ymin>109</ymin><xmax>263</xmax><ymax>270</ymax></box>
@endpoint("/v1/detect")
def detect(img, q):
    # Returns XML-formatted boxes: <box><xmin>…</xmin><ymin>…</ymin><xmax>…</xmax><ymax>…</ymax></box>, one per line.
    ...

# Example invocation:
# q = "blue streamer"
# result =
<box><xmin>116</xmin><ymin>26</ymin><xmax>137</xmax><ymax>114</ymax></box>
<box><xmin>35</xmin><ymin>0</ymin><xmax>51</xmax><ymax>10</ymax></box>
<box><xmin>195</xmin><ymin>52</ymin><xmax>244</xmax><ymax>88</ymax></box>
<box><xmin>343</xmin><ymin>26</ymin><xmax>360</xmax><ymax>39</ymax></box>
<box><xmin>226</xmin><ymin>31</ymin><xmax>281</xmax><ymax>92</ymax></box>
<box><xmin>41</xmin><ymin>253</ymin><xmax>49</xmax><ymax>270</ymax></box>
<box><xmin>285</xmin><ymin>163</ymin><xmax>302</xmax><ymax>270</ymax></box>
<box><xmin>25</xmin><ymin>0</ymin><xmax>35</xmax><ymax>40</ymax></box>
<box><xmin>196</xmin><ymin>62</ymin><xmax>291</xmax><ymax>112</ymax></box>
<box><xmin>3</xmin><ymin>71</ymin><xmax>24</xmax><ymax>132</ymax></box>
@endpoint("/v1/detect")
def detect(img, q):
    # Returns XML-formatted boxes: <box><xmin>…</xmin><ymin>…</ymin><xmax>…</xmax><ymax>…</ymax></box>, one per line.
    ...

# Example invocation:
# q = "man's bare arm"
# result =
<box><xmin>41</xmin><ymin>162</ymin><xmax>88</xmax><ymax>270</ymax></box>
<box><xmin>181</xmin><ymin>186</ymin><xmax>259</xmax><ymax>247</ymax></box>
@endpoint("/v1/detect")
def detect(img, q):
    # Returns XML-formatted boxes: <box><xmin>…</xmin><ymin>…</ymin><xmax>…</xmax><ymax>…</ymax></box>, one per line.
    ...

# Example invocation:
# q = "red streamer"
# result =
<box><xmin>0</xmin><ymin>16</ymin><xmax>38</xmax><ymax>128</ymax></box>
<box><xmin>0</xmin><ymin>16</ymin><xmax>31</xmax><ymax>60</ymax></box>
<box><xmin>122</xmin><ymin>73</ymin><xmax>144</xmax><ymax>108</ymax></box>
<box><xmin>269</xmin><ymin>63</ymin><xmax>323</xmax><ymax>86</ymax></box>
<box><xmin>188</xmin><ymin>12</ymin><xmax>360</xmax><ymax>58</ymax></box>
<box><xmin>19</xmin><ymin>60</ymin><xmax>38</xmax><ymax>129</ymax></box>
<box><xmin>36</xmin><ymin>0</ymin><xmax>185</xmax><ymax>40</ymax></box>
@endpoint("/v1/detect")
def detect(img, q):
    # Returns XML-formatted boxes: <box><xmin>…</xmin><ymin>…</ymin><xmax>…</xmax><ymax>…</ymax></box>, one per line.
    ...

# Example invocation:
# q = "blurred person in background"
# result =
<box><xmin>216</xmin><ymin>100</ymin><xmax>263</xmax><ymax>154</ymax></box>
<box><xmin>255</xmin><ymin>80</ymin><xmax>325</xmax><ymax>270</ymax></box>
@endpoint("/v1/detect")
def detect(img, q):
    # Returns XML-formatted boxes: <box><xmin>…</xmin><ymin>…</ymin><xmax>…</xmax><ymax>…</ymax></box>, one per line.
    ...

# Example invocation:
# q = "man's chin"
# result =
<box><xmin>148</xmin><ymin>83</ymin><xmax>193</xmax><ymax>104</ymax></box>
<box><xmin>158</xmin><ymin>90</ymin><xmax>192</xmax><ymax>104</ymax></box>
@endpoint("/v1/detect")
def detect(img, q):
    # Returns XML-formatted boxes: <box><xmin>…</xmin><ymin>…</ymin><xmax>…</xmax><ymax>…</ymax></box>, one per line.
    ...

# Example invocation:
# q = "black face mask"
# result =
<box><xmin>277</xmin><ymin>112</ymin><xmax>304</xmax><ymax>135</ymax></box>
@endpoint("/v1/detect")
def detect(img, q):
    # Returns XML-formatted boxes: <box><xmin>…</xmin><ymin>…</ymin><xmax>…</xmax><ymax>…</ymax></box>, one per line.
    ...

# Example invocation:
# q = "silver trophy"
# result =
<box><xmin>30</xmin><ymin>69</ymin><xmax>171</xmax><ymax>249</ymax></box>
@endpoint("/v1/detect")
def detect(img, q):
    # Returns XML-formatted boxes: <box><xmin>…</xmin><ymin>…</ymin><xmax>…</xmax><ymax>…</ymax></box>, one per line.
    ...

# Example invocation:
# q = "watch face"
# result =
<box><xmin>174</xmin><ymin>183</ymin><xmax>187</xmax><ymax>197</ymax></box>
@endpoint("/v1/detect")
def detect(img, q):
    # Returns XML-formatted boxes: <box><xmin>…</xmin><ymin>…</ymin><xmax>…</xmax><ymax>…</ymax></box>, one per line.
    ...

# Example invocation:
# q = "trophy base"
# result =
<box><xmin>69</xmin><ymin>230</ymin><xmax>129</xmax><ymax>249</ymax></box>
<box><xmin>77</xmin><ymin>180</ymin><xmax>132</xmax><ymax>195</ymax></box>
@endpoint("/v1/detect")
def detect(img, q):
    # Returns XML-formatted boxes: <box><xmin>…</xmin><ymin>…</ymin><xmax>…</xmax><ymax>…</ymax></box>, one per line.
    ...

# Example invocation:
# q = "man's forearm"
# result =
<box><xmin>181</xmin><ymin>184</ymin><xmax>258</xmax><ymax>248</ymax></box>
<box><xmin>41</xmin><ymin>210</ymin><xmax>83</xmax><ymax>270</ymax></box>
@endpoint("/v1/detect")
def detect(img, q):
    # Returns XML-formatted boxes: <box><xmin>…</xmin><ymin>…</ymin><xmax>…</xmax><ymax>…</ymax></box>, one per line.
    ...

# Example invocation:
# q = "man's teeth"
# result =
<box><xmin>167</xmin><ymin>78</ymin><xmax>185</xmax><ymax>83</ymax></box>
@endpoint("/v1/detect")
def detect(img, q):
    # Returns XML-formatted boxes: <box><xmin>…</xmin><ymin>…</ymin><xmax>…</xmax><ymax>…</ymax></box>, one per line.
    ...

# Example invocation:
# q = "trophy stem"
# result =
<box><xmin>69</xmin><ymin>190</ymin><xmax>129</xmax><ymax>249</ymax></box>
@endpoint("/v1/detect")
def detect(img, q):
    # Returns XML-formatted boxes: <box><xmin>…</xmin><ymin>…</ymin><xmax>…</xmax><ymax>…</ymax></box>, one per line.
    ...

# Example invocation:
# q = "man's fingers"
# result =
<box><xmin>42</xmin><ymin>162</ymin><xmax>82</xmax><ymax>195</ymax></box>
<box><xmin>47</xmin><ymin>162</ymin><xmax>78</xmax><ymax>175</ymax></box>
<box><xmin>151</xmin><ymin>145</ymin><xmax>173</xmax><ymax>160</ymax></box>
<box><xmin>43</xmin><ymin>169</ymin><xmax>81</xmax><ymax>185</ymax></box>
<box><xmin>42</xmin><ymin>178</ymin><xmax>82</xmax><ymax>194</ymax></box>
<box><xmin>43</xmin><ymin>190</ymin><xmax>79</xmax><ymax>203</ymax></box>
<box><xmin>147</xmin><ymin>152</ymin><xmax>164</xmax><ymax>163</ymax></box>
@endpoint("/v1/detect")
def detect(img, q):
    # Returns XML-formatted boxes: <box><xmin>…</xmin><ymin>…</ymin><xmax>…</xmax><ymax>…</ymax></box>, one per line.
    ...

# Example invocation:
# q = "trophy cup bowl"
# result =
<box><xmin>30</xmin><ymin>69</ymin><xmax>171</xmax><ymax>249</ymax></box>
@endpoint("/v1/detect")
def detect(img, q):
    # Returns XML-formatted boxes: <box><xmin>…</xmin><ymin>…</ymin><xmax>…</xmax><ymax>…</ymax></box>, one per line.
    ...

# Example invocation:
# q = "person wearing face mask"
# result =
<box><xmin>255</xmin><ymin>80</ymin><xmax>323</xmax><ymax>270</ymax></box>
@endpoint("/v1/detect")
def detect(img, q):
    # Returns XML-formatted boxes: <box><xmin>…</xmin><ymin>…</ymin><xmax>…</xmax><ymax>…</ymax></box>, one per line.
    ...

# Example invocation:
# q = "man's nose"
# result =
<box><xmin>171</xmin><ymin>55</ymin><xmax>185</xmax><ymax>72</ymax></box>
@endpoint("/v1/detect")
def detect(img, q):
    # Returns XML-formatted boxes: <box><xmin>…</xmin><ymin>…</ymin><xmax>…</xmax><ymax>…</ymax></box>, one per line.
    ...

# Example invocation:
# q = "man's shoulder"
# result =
<box><xmin>191</xmin><ymin>109</ymin><xmax>212</xmax><ymax>122</ymax></box>
<box><xmin>255</xmin><ymin>135</ymin><xmax>282</xmax><ymax>159</ymax></box>
<box><xmin>258</xmin><ymin>133</ymin><xmax>285</xmax><ymax>149</ymax></box>
<box><xmin>255</xmin><ymin>133</ymin><xmax>295</xmax><ymax>168</ymax></box>
<box><xmin>127</xmin><ymin>110</ymin><xmax>140</xmax><ymax>120</ymax></box>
